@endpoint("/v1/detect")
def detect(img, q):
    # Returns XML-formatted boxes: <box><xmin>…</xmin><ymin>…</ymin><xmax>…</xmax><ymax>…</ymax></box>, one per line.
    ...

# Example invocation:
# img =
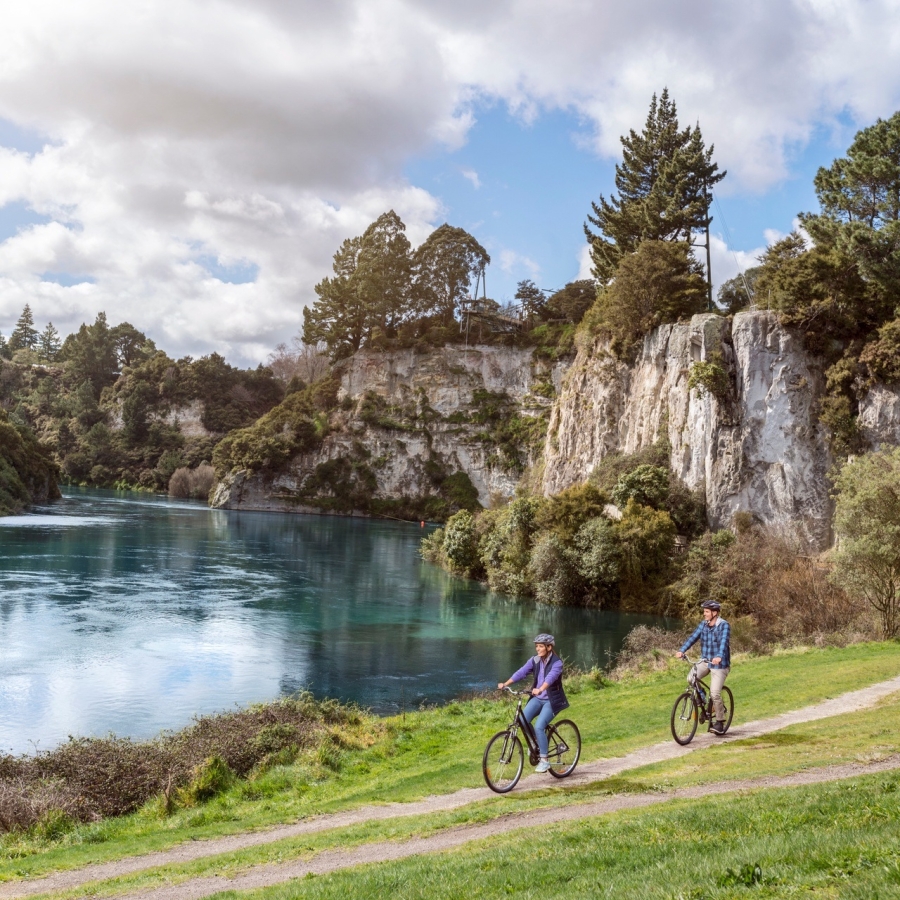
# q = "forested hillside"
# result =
<box><xmin>0</xmin><ymin>309</ymin><xmax>283</xmax><ymax>494</ymax></box>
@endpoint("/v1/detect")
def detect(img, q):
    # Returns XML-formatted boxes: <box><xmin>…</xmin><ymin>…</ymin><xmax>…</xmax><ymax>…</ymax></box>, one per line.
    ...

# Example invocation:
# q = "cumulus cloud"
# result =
<box><xmin>0</xmin><ymin>0</ymin><xmax>898</xmax><ymax>362</ymax></box>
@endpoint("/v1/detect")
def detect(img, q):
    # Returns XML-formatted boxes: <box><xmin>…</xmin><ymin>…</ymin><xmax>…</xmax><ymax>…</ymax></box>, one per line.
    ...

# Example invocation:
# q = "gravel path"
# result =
<box><xmin>3</xmin><ymin>673</ymin><xmax>899</xmax><ymax>900</ymax></box>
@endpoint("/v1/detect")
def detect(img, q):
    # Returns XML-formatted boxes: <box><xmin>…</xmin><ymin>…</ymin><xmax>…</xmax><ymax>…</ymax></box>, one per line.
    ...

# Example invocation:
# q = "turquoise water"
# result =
<box><xmin>0</xmin><ymin>489</ymin><xmax>671</xmax><ymax>753</ymax></box>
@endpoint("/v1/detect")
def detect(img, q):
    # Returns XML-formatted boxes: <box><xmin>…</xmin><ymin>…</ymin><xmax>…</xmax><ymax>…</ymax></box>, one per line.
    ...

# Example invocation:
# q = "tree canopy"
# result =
<box><xmin>585</xmin><ymin>89</ymin><xmax>725</xmax><ymax>283</ymax></box>
<box><xmin>832</xmin><ymin>448</ymin><xmax>900</xmax><ymax>638</ymax></box>
<box><xmin>800</xmin><ymin>109</ymin><xmax>900</xmax><ymax>296</ymax></box>
<box><xmin>303</xmin><ymin>213</ymin><xmax>489</xmax><ymax>359</ymax></box>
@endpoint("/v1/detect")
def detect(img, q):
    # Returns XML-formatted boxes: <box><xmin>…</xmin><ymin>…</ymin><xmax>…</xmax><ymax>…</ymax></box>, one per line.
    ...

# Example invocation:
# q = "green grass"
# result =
<box><xmin>214</xmin><ymin>771</ymin><xmax>900</xmax><ymax>900</ymax></box>
<box><xmin>1</xmin><ymin>642</ymin><xmax>898</xmax><ymax>889</ymax></box>
<box><xmin>616</xmin><ymin>687</ymin><xmax>900</xmax><ymax>790</ymax></box>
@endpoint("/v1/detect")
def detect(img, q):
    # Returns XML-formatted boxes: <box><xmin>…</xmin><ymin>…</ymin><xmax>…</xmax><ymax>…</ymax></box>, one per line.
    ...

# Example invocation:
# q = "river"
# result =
<box><xmin>0</xmin><ymin>489</ymin><xmax>672</xmax><ymax>754</ymax></box>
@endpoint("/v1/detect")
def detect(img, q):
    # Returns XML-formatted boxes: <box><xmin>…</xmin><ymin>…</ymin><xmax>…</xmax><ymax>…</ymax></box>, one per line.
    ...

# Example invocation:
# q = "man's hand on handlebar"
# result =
<box><xmin>675</xmin><ymin>650</ymin><xmax>684</xmax><ymax>659</ymax></box>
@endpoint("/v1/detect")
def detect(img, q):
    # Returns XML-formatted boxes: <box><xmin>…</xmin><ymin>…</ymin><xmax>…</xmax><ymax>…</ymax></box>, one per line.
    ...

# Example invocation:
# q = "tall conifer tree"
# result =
<box><xmin>584</xmin><ymin>89</ymin><xmax>725</xmax><ymax>283</ymax></box>
<box><xmin>38</xmin><ymin>322</ymin><xmax>62</xmax><ymax>361</ymax></box>
<box><xmin>9</xmin><ymin>304</ymin><xmax>39</xmax><ymax>352</ymax></box>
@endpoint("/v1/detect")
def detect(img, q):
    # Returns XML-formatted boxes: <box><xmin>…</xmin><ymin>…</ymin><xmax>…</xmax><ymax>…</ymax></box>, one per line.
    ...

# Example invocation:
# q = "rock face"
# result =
<box><xmin>212</xmin><ymin>345</ymin><xmax>563</xmax><ymax>514</ymax></box>
<box><xmin>543</xmin><ymin>310</ymin><xmax>834</xmax><ymax>549</ymax></box>
<box><xmin>211</xmin><ymin>311</ymin><xmax>898</xmax><ymax>544</ymax></box>
<box><xmin>858</xmin><ymin>384</ymin><xmax>900</xmax><ymax>449</ymax></box>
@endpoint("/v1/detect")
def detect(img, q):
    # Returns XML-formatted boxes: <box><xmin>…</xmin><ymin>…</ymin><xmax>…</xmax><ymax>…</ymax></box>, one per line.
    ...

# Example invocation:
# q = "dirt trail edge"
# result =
<box><xmin>3</xmin><ymin>674</ymin><xmax>900</xmax><ymax>900</ymax></box>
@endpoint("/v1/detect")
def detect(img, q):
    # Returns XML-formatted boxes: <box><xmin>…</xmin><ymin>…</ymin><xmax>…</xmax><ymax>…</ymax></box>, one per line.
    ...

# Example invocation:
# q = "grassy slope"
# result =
<box><xmin>2</xmin><ymin>642</ymin><xmax>899</xmax><ymax>894</ymax></box>
<box><xmin>220</xmin><ymin>772</ymin><xmax>900</xmax><ymax>900</ymax></box>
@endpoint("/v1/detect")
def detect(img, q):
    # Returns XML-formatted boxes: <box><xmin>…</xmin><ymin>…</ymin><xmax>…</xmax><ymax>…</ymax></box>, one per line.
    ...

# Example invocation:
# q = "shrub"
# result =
<box><xmin>861</xmin><ymin>317</ymin><xmax>900</xmax><ymax>384</ymax></box>
<box><xmin>667</xmin><ymin>525</ymin><xmax>861</xmax><ymax>644</ymax></box>
<box><xmin>169</xmin><ymin>464</ymin><xmax>216</xmax><ymax>500</ymax></box>
<box><xmin>212</xmin><ymin>390</ymin><xmax>320</xmax><ymax>477</ymax></box>
<box><xmin>614</xmin><ymin>500</ymin><xmax>677</xmax><ymax>608</ymax></box>
<box><xmin>573</xmin><ymin>516</ymin><xmax>622</xmax><ymax>605</ymax></box>
<box><xmin>612</xmin><ymin>465</ymin><xmax>669</xmax><ymax>510</ymax></box>
<box><xmin>179</xmin><ymin>755</ymin><xmax>236</xmax><ymax>806</ymax></box>
<box><xmin>0</xmin><ymin>693</ymin><xmax>367</xmax><ymax>830</ymax></box>
<box><xmin>688</xmin><ymin>352</ymin><xmax>731</xmax><ymax>401</ymax></box>
<box><xmin>535</xmin><ymin>482</ymin><xmax>608</xmax><ymax>542</ymax></box>
<box><xmin>442</xmin><ymin>510</ymin><xmax>482</xmax><ymax>577</ymax></box>
<box><xmin>479</xmin><ymin>497</ymin><xmax>542</xmax><ymax>596</ymax></box>
<box><xmin>528</xmin><ymin>533</ymin><xmax>584</xmax><ymax>605</ymax></box>
<box><xmin>832</xmin><ymin>449</ymin><xmax>900</xmax><ymax>638</ymax></box>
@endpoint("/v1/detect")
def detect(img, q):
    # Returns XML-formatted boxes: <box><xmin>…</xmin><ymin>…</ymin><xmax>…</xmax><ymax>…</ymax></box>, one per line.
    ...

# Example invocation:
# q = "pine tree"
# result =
<box><xmin>9</xmin><ymin>304</ymin><xmax>40</xmax><ymax>352</ymax></box>
<box><xmin>303</xmin><ymin>236</ymin><xmax>367</xmax><ymax>359</ymax></box>
<box><xmin>584</xmin><ymin>89</ymin><xmax>725</xmax><ymax>283</ymax></box>
<box><xmin>38</xmin><ymin>322</ymin><xmax>62</xmax><ymax>361</ymax></box>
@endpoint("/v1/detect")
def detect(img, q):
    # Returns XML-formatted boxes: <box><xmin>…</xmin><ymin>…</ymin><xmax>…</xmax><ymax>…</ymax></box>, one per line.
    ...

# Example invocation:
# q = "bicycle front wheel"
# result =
<box><xmin>546</xmin><ymin>719</ymin><xmax>581</xmax><ymax>778</ymax></box>
<box><xmin>671</xmin><ymin>691</ymin><xmax>698</xmax><ymax>745</ymax></box>
<box><xmin>483</xmin><ymin>730</ymin><xmax>524</xmax><ymax>793</ymax></box>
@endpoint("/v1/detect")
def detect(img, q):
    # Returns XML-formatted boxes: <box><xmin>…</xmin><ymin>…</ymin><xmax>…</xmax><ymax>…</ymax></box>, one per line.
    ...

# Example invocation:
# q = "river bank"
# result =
<box><xmin>0</xmin><ymin>640</ymin><xmax>898</xmax><ymax>885</ymax></box>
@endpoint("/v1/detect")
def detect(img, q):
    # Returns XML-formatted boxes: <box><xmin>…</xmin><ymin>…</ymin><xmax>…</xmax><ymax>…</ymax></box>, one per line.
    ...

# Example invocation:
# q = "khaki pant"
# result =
<box><xmin>691</xmin><ymin>664</ymin><xmax>730</xmax><ymax>722</ymax></box>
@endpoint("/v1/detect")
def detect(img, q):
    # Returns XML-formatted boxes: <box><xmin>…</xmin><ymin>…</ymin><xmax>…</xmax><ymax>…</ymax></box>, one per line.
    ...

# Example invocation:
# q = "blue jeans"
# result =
<box><xmin>523</xmin><ymin>696</ymin><xmax>555</xmax><ymax>757</ymax></box>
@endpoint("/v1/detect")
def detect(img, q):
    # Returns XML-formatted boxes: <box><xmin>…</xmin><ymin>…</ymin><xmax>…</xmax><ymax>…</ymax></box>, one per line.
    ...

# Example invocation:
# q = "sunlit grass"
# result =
<box><xmin>0</xmin><ymin>641</ymin><xmax>897</xmax><ymax>888</ymax></box>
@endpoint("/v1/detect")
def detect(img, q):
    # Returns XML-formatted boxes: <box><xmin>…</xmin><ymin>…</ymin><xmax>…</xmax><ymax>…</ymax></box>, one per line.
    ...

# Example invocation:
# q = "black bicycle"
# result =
<box><xmin>670</xmin><ymin>656</ymin><xmax>734</xmax><ymax>745</ymax></box>
<box><xmin>482</xmin><ymin>687</ymin><xmax>581</xmax><ymax>793</ymax></box>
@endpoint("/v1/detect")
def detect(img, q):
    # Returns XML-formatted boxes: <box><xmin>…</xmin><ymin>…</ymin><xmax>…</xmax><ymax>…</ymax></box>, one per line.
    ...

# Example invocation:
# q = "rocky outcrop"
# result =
<box><xmin>211</xmin><ymin>345</ymin><xmax>563</xmax><ymax>514</ymax></box>
<box><xmin>858</xmin><ymin>384</ymin><xmax>900</xmax><ymax>449</ymax></box>
<box><xmin>543</xmin><ymin>311</ymin><xmax>834</xmax><ymax>549</ymax></box>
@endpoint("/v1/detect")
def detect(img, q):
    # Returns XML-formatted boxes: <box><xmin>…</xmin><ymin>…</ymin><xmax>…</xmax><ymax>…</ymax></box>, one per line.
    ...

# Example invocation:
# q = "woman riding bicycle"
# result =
<box><xmin>498</xmin><ymin>633</ymin><xmax>569</xmax><ymax>773</ymax></box>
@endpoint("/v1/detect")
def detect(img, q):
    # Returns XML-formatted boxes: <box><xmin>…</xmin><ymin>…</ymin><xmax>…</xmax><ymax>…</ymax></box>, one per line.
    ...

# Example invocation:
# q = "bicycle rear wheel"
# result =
<box><xmin>671</xmin><ymin>691</ymin><xmax>698</xmax><ymax>745</ymax></box>
<box><xmin>483</xmin><ymin>730</ymin><xmax>524</xmax><ymax>793</ymax></box>
<box><xmin>546</xmin><ymin>719</ymin><xmax>581</xmax><ymax>778</ymax></box>
<box><xmin>720</xmin><ymin>685</ymin><xmax>734</xmax><ymax>733</ymax></box>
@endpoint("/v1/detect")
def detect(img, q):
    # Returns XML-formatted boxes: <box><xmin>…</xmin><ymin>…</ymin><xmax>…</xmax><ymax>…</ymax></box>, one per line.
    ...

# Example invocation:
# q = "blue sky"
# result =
<box><xmin>0</xmin><ymin>1</ymin><xmax>898</xmax><ymax>364</ymax></box>
<box><xmin>405</xmin><ymin>103</ymin><xmax>835</xmax><ymax>305</ymax></box>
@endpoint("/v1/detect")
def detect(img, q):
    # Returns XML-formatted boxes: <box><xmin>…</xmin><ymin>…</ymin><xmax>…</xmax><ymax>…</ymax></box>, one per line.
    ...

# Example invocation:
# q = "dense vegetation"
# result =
<box><xmin>0</xmin><ymin>310</ymin><xmax>284</xmax><ymax>493</ymax></box>
<box><xmin>0</xmin><ymin>407</ymin><xmax>60</xmax><ymax>514</ymax></box>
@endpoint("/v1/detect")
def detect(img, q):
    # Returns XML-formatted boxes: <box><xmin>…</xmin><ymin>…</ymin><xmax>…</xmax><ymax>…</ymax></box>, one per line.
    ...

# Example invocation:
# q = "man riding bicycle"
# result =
<box><xmin>675</xmin><ymin>600</ymin><xmax>731</xmax><ymax>735</ymax></box>
<box><xmin>498</xmin><ymin>633</ymin><xmax>569</xmax><ymax>773</ymax></box>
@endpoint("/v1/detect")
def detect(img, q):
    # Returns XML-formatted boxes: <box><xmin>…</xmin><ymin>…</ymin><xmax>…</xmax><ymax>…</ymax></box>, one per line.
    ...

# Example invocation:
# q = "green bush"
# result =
<box><xmin>0</xmin><ymin>408</ymin><xmax>60</xmax><ymax>515</ymax></box>
<box><xmin>832</xmin><ymin>448</ymin><xmax>900</xmax><ymax>638</ymax></box>
<box><xmin>179</xmin><ymin>755</ymin><xmax>236</xmax><ymax>806</ymax></box>
<box><xmin>212</xmin><ymin>389</ymin><xmax>321</xmax><ymax>477</ymax></box>
<box><xmin>479</xmin><ymin>497</ymin><xmax>542</xmax><ymax>596</ymax></box>
<box><xmin>441</xmin><ymin>510</ymin><xmax>482</xmax><ymax>577</ymax></box>
<box><xmin>529</xmin><ymin>533</ymin><xmax>584</xmax><ymax>605</ymax></box>
<box><xmin>687</xmin><ymin>352</ymin><xmax>731</xmax><ymax>401</ymax></box>
<box><xmin>573</xmin><ymin>517</ymin><xmax>621</xmax><ymax>605</ymax></box>
<box><xmin>535</xmin><ymin>482</ymin><xmax>608</xmax><ymax>542</ymax></box>
<box><xmin>612</xmin><ymin>465</ymin><xmax>669</xmax><ymax>509</ymax></box>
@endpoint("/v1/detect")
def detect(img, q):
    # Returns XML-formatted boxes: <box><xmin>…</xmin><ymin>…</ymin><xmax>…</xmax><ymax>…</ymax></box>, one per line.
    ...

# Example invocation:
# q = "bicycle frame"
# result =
<box><xmin>503</xmin><ymin>688</ymin><xmax>543</xmax><ymax>761</ymax></box>
<box><xmin>683</xmin><ymin>657</ymin><xmax>713</xmax><ymax>721</ymax></box>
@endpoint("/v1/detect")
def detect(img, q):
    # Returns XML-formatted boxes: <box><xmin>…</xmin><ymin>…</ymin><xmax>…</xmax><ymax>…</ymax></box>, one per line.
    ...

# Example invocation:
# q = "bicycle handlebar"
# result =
<box><xmin>500</xmin><ymin>686</ymin><xmax>533</xmax><ymax>696</ymax></box>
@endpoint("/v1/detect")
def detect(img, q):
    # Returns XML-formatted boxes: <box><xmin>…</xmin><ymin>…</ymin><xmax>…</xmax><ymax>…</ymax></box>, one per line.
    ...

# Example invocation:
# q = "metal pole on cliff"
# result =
<box><xmin>705</xmin><ymin>182</ymin><xmax>714</xmax><ymax>311</ymax></box>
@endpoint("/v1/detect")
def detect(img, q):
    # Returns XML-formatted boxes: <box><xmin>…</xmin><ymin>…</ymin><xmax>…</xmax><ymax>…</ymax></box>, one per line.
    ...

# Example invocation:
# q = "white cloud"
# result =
<box><xmin>461</xmin><ymin>168</ymin><xmax>481</xmax><ymax>189</ymax></box>
<box><xmin>0</xmin><ymin>0</ymin><xmax>898</xmax><ymax>361</ymax></box>
<box><xmin>498</xmin><ymin>249</ymin><xmax>539</xmax><ymax>279</ymax></box>
<box><xmin>576</xmin><ymin>244</ymin><xmax>593</xmax><ymax>282</ymax></box>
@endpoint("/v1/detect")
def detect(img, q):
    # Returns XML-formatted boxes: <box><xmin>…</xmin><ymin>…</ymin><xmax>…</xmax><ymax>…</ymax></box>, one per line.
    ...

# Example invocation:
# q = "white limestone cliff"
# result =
<box><xmin>542</xmin><ymin>310</ymin><xmax>834</xmax><ymax>548</ymax></box>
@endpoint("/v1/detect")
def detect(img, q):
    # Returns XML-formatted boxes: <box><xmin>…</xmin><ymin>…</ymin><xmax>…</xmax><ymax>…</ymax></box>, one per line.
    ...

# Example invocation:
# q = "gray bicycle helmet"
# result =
<box><xmin>533</xmin><ymin>633</ymin><xmax>555</xmax><ymax>644</ymax></box>
<box><xmin>700</xmin><ymin>600</ymin><xmax>721</xmax><ymax>611</ymax></box>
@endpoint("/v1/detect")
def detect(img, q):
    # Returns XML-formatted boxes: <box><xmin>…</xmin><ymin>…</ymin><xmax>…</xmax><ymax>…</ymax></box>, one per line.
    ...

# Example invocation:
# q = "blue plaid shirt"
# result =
<box><xmin>679</xmin><ymin>617</ymin><xmax>731</xmax><ymax>669</ymax></box>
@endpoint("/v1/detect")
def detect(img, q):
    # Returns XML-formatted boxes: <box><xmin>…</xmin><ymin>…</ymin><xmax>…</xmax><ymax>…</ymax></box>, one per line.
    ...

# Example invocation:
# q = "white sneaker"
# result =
<box><xmin>535</xmin><ymin>759</ymin><xmax>551</xmax><ymax>773</ymax></box>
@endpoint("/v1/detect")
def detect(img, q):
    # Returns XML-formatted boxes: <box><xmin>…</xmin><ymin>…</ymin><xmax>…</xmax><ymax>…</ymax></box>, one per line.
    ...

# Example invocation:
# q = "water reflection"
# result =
<box><xmin>0</xmin><ymin>489</ymin><xmax>673</xmax><ymax>753</ymax></box>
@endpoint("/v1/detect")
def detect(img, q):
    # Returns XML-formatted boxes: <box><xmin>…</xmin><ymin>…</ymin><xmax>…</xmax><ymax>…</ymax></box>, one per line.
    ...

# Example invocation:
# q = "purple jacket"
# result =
<box><xmin>510</xmin><ymin>652</ymin><xmax>569</xmax><ymax>715</ymax></box>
